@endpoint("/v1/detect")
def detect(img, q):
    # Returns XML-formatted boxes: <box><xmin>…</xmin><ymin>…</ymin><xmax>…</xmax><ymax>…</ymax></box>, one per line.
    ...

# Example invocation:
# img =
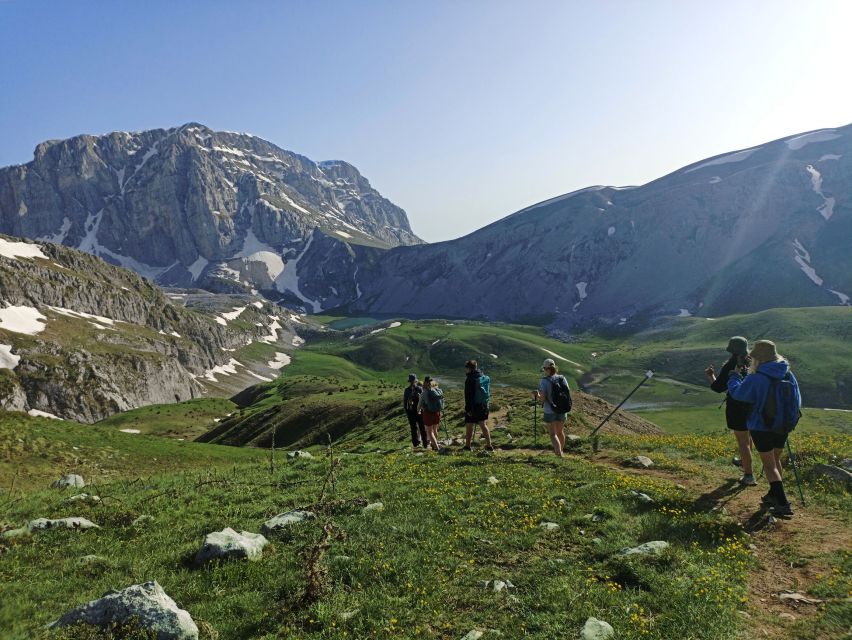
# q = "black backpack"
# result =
<box><xmin>407</xmin><ymin>385</ymin><xmax>422</xmax><ymax>411</ymax></box>
<box><xmin>549</xmin><ymin>375</ymin><xmax>573</xmax><ymax>413</ymax></box>
<box><xmin>760</xmin><ymin>372</ymin><xmax>801</xmax><ymax>433</ymax></box>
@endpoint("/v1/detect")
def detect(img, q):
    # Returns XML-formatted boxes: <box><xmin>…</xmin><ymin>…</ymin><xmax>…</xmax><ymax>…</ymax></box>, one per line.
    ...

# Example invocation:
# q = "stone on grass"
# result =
<box><xmin>623</xmin><ymin>456</ymin><xmax>653</xmax><ymax>469</ymax></box>
<box><xmin>630</xmin><ymin>490</ymin><xmax>654</xmax><ymax>503</ymax></box>
<box><xmin>487</xmin><ymin>476</ymin><xmax>499</xmax><ymax>485</ymax></box>
<box><xmin>194</xmin><ymin>528</ymin><xmax>268</xmax><ymax>565</ymax></box>
<box><xmin>288</xmin><ymin>450</ymin><xmax>313</xmax><ymax>459</ymax></box>
<box><xmin>839</xmin><ymin>458</ymin><xmax>852</xmax><ymax>472</ymax></box>
<box><xmin>564</xmin><ymin>434</ymin><xmax>582</xmax><ymax>445</ymax></box>
<box><xmin>50</xmin><ymin>580</ymin><xmax>198</xmax><ymax>640</ymax></box>
<box><xmin>3</xmin><ymin>516</ymin><xmax>100</xmax><ymax>538</ymax></box>
<box><xmin>461</xmin><ymin>631</ymin><xmax>484</xmax><ymax>640</ymax></box>
<box><xmin>133</xmin><ymin>515</ymin><xmax>154</xmax><ymax>527</ymax></box>
<box><xmin>539</xmin><ymin>522</ymin><xmax>559</xmax><ymax>531</ymax></box>
<box><xmin>619</xmin><ymin>540</ymin><xmax>669</xmax><ymax>556</ymax></box>
<box><xmin>578</xmin><ymin>617</ymin><xmax>614</xmax><ymax>640</ymax></box>
<box><xmin>64</xmin><ymin>493</ymin><xmax>101</xmax><ymax>504</ymax></box>
<box><xmin>78</xmin><ymin>555</ymin><xmax>109</xmax><ymax>565</ymax></box>
<box><xmin>778</xmin><ymin>612</ymin><xmax>796</xmax><ymax>621</ymax></box>
<box><xmin>363</xmin><ymin>502</ymin><xmax>384</xmax><ymax>513</ymax></box>
<box><xmin>811</xmin><ymin>464</ymin><xmax>852</xmax><ymax>487</ymax></box>
<box><xmin>51</xmin><ymin>474</ymin><xmax>85</xmax><ymax>489</ymax></box>
<box><xmin>262</xmin><ymin>510</ymin><xmax>315</xmax><ymax>534</ymax></box>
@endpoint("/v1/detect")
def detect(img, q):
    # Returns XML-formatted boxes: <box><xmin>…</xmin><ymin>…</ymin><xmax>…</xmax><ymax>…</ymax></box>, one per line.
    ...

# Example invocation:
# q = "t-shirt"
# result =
<box><xmin>539</xmin><ymin>375</ymin><xmax>565</xmax><ymax>414</ymax></box>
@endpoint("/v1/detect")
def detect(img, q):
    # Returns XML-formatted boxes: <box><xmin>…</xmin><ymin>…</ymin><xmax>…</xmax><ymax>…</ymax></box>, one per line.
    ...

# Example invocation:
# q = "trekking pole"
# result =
<box><xmin>533</xmin><ymin>397</ymin><xmax>538</xmax><ymax>448</ymax></box>
<box><xmin>785</xmin><ymin>437</ymin><xmax>806</xmax><ymax>507</ymax></box>
<box><xmin>591</xmin><ymin>370</ymin><xmax>654</xmax><ymax>452</ymax></box>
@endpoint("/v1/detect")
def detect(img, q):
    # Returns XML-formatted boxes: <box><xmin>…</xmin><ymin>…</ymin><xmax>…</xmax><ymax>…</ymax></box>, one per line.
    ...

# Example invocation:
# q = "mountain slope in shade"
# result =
<box><xmin>349</xmin><ymin>124</ymin><xmax>852</xmax><ymax>327</ymax></box>
<box><xmin>0</xmin><ymin>123</ymin><xmax>420</xmax><ymax>313</ymax></box>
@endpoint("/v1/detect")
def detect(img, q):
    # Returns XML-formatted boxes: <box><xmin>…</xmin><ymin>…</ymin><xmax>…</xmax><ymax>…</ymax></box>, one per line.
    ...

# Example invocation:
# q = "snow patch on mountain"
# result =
<box><xmin>187</xmin><ymin>256</ymin><xmax>208</xmax><ymax>281</ymax></box>
<box><xmin>607</xmin><ymin>226</ymin><xmax>615</xmax><ymax>236</ymax></box>
<box><xmin>709</xmin><ymin>176</ymin><xmax>722</xmax><ymax>184</ymax></box>
<box><xmin>0</xmin><ymin>237</ymin><xmax>48</xmax><ymax>261</ymax></box>
<box><xmin>684</xmin><ymin>146</ymin><xmax>760</xmax><ymax>173</ymax></box>
<box><xmin>677</xmin><ymin>309</ymin><xmax>692</xmax><ymax>317</ymax></box>
<box><xmin>786</xmin><ymin>130</ymin><xmax>841</xmax><ymax>150</ymax></box>
<box><xmin>267</xmin><ymin>352</ymin><xmax>291</xmax><ymax>369</ymax></box>
<box><xmin>236</xmin><ymin>228</ymin><xmax>285</xmax><ymax>280</ymax></box>
<box><xmin>37</xmin><ymin>217</ymin><xmax>72</xmax><ymax>245</ymax></box>
<box><xmin>274</xmin><ymin>234</ymin><xmax>320</xmax><ymax>312</ymax></box>
<box><xmin>202</xmin><ymin>358</ymin><xmax>243</xmax><ymax>382</ymax></box>
<box><xmin>47</xmin><ymin>306</ymin><xmax>118</xmax><ymax>329</ymax></box>
<box><xmin>0</xmin><ymin>344</ymin><xmax>19</xmax><ymax>369</ymax></box>
<box><xmin>818</xmin><ymin>154</ymin><xmax>842</xmax><ymax>161</ymax></box>
<box><xmin>221</xmin><ymin>306</ymin><xmax>247</xmax><ymax>321</ymax></box>
<box><xmin>792</xmin><ymin>239</ymin><xmax>823</xmax><ymax>286</ymax></box>
<box><xmin>259</xmin><ymin>316</ymin><xmax>282</xmax><ymax>343</ymax></box>
<box><xmin>0</xmin><ymin>304</ymin><xmax>47</xmax><ymax>334</ymax></box>
<box><xmin>804</xmin><ymin>165</ymin><xmax>835</xmax><ymax>220</ymax></box>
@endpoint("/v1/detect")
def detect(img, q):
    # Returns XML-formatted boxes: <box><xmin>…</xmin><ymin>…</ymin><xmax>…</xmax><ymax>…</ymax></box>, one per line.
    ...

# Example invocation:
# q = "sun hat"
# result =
<box><xmin>749</xmin><ymin>340</ymin><xmax>779</xmax><ymax>362</ymax></box>
<box><xmin>541</xmin><ymin>358</ymin><xmax>556</xmax><ymax>371</ymax></box>
<box><xmin>726</xmin><ymin>336</ymin><xmax>749</xmax><ymax>357</ymax></box>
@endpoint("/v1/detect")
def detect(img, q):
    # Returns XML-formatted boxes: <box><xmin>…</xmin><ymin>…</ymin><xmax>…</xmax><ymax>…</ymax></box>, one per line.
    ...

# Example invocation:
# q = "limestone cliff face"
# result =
<box><xmin>349</xmin><ymin>125</ymin><xmax>852</xmax><ymax>328</ymax></box>
<box><xmin>0</xmin><ymin>235</ymin><xmax>300</xmax><ymax>422</ymax></box>
<box><xmin>0</xmin><ymin>123</ymin><xmax>420</xmax><ymax>313</ymax></box>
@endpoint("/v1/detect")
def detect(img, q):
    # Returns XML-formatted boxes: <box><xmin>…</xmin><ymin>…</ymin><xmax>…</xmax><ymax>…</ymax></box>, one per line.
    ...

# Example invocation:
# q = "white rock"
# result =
<box><xmin>261</xmin><ymin>510</ymin><xmax>315</xmax><ymax>534</ymax></box>
<box><xmin>50</xmin><ymin>581</ymin><xmax>199</xmax><ymax>639</ymax></box>
<box><xmin>288</xmin><ymin>450</ymin><xmax>313</xmax><ymax>459</ymax></box>
<box><xmin>579</xmin><ymin>617</ymin><xmax>614</xmax><ymax>639</ymax></box>
<box><xmin>363</xmin><ymin>502</ymin><xmax>384</xmax><ymax>513</ymax></box>
<box><xmin>619</xmin><ymin>540</ymin><xmax>670</xmax><ymax>556</ymax></box>
<box><xmin>461</xmin><ymin>631</ymin><xmax>484</xmax><ymax>640</ymax></box>
<box><xmin>539</xmin><ymin>522</ymin><xmax>560</xmax><ymax>531</ymax></box>
<box><xmin>487</xmin><ymin>476</ymin><xmax>499</xmax><ymax>485</ymax></box>
<box><xmin>194</xmin><ymin>528</ymin><xmax>268</xmax><ymax>565</ymax></box>
<box><xmin>64</xmin><ymin>493</ymin><xmax>101</xmax><ymax>504</ymax></box>
<box><xmin>51</xmin><ymin>474</ymin><xmax>85</xmax><ymax>489</ymax></box>
<box><xmin>623</xmin><ymin>456</ymin><xmax>654</xmax><ymax>468</ymax></box>
<box><xmin>133</xmin><ymin>515</ymin><xmax>154</xmax><ymax>527</ymax></box>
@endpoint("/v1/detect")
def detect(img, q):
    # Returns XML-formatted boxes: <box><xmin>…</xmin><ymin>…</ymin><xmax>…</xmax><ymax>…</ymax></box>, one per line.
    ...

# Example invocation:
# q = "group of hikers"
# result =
<box><xmin>403</xmin><ymin>336</ymin><xmax>801</xmax><ymax>518</ymax></box>
<box><xmin>705</xmin><ymin>337</ymin><xmax>802</xmax><ymax>517</ymax></box>
<box><xmin>403</xmin><ymin>357</ymin><xmax>573</xmax><ymax>456</ymax></box>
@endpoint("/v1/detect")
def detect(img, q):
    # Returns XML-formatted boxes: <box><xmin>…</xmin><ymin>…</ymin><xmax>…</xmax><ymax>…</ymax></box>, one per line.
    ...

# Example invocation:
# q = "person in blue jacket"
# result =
<box><xmin>727</xmin><ymin>340</ymin><xmax>801</xmax><ymax>516</ymax></box>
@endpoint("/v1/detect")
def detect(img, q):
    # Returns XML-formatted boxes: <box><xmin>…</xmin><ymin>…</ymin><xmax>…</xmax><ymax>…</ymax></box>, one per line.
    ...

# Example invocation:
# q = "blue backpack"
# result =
<box><xmin>474</xmin><ymin>374</ymin><xmax>491</xmax><ymax>406</ymax></box>
<box><xmin>424</xmin><ymin>387</ymin><xmax>444</xmax><ymax>412</ymax></box>
<box><xmin>760</xmin><ymin>372</ymin><xmax>801</xmax><ymax>433</ymax></box>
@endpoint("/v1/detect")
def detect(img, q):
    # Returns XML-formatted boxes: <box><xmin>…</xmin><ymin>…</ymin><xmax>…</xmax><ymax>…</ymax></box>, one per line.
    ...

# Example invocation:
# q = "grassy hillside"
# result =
<box><xmin>95</xmin><ymin>398</ymin><xmax>237</xmax><ymax>440</ymax></box>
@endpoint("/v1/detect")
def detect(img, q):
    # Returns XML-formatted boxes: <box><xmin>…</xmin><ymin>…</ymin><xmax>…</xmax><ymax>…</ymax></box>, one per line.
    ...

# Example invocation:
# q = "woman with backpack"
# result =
<box><xmin>704</xmin><ymin>336</ymin><xmax>757</xmax><ymax>486</ymax></box>
<box><xmin>417</xmin><ymin>376</ymin><xmax>444</xmax><ymax>451</ymax></box>
<box><xmin>536</xmin><ymin>358</ymin><xmax>571</xmax><ymax>457</ymax></box>
<box><xmin>727</xmin><ymin>340</ymin><xmax>801</xmax><ymax>517</ymax></box>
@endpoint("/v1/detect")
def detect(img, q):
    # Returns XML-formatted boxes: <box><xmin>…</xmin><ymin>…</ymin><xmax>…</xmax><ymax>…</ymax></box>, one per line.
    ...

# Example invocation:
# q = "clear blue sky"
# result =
<box><xmin>1</xmin><ymin>0</ymin><xmax>850</xmax><ymax>242</ymax></box>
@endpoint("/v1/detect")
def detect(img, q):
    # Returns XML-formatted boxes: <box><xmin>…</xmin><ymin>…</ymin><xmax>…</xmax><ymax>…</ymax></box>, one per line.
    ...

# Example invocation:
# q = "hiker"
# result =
<box><xmin>463</xmin><ymin>359</ymin><xmax>493</xmax><ymax>451</ymax></box>
<box><xmin>403</xmin><ymin>373</ymin><xmax>428</xmax><ymax>449</ymax></box>
<box><xmin>727</xmin><ymin>340</ymin><xmax>801</xmax><ymax>517</ymax></box>
<box><xmin>536</xmin><ymin>358</ymin><xmax>572</xmax><ymax>457</ymax></box>
<box><xmin>417</xmin><ymin>375</ymin><xmax>444</xmax><ymax>451</ymax></box>
<box><xmin>704</xmin><ymin>336</ymin><xmax>756</xmax><ymax>486</ymax></box>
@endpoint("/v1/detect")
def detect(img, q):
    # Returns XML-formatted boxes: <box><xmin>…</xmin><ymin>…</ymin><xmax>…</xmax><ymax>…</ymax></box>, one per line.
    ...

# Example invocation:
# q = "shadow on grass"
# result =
<box><xmin>692</xmin><ymin>479</ymin><xmax>745</xmax><ymax>512</ymax></box>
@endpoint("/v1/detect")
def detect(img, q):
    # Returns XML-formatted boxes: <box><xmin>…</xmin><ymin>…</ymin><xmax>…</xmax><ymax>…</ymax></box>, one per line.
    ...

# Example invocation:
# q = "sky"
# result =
<box><xmin>1</xmin><ymin>0</ymin><xmax>851</xmax><ymax>243</ymax></box>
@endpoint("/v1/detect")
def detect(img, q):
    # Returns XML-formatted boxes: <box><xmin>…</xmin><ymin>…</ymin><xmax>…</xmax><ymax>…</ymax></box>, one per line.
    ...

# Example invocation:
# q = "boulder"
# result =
<box><xmin>288</xmin><ymin>450</ymin><xmax>313</xmax><ymax>459</ymax></box>
<box><xmin>194</xmin><ymin>528</ymin><xmax>268</xmax><ymax>565</ymax></box>
<box><xmin>51</xmin><ymin>474</ymin><xmax>85</xmax><ymax>489</ymax></box>
<box><xmin>363</xmin><ymin>502</ymin><xmax>384</xmax><ymax>513</ymax></box>
<box><xmin>261</xmin><ymin>510</ymin><xmax>315</xmax><ymax>534</ymax></box>
<box><xmin>578</xmin><ymin>617</ymin><xmax>614</xmax><ymax>640</ymax></box>
<box><xmin>619</xmin><ymin>540</ymin><xmax>670</xmax><ymax>556</ymax></box>
<box><xmin>630</xmin><ymin>490</ymin><xmax>654</xmax><ymax>503</ymax></box>
<box><xmin>461</xmin><ymin>631</ymin><xmax>484</xmax><ymax>640</ymax></box>
<box><xmin>622</xmin><ymin>456</ymin><xmax>654</xmax><ymax>469</ymax></box>
<box><xmin>539</xmin><ymin>522</ymin><xmax>559</xmax><ymax>531</ymax></box>
<box><xmin>811</xmin><ymin>464</ymin><xmax>852</xmax><ymax>487</ymax></box>
<box><xmin>64</xmin><ymin>493</ymin><xmax>101</xmax><ymax>504</ymax></box>
<box><xmin>50</xmin><ymin>581</ymin><xmax>198</xmax><ymax>640</ymax></box>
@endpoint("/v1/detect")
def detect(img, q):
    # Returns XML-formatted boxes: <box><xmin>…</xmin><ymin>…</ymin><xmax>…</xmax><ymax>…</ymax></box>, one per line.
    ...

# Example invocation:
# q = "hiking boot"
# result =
<box><xmin>739</xmin><ymin>474</ymin><xmax>757</xmax><ymax>486</ymax></box>
<box><xmin>760</xmin><ymin>492</ymin><xmax>777</xmax><ymax>507</ymax></box>
<box><xmin>770</xmin><ymin>502</ymin><xmax>794</xmax><ymax>517</ymax></box>
<box><xmin>462</xmin><ymin>446</ymin><xmax>472</xmax><ymax>452</ymax></box>
<box><xmin>486</xmin><ymin>445</ymin><xmax>495</xmax><ymax>452</ymax></box>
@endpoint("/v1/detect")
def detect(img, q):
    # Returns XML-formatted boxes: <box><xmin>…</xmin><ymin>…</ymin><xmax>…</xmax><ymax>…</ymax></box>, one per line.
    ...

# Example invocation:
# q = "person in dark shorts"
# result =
<box><xmin>727</xmin><ymin>340</ymin><xmax>801</xmax><ymax>517</ymax></box>
<box><xmin>463</xmin><ymin>359</ymin><xmax>493</xmax><ymax>451</ymax></box>
<box><xmin>403</xmin><ymin>373</ymin><xmax>427</xmax><ymax>449</ymax></box>
<box><xmin>705</xmin><ymin>336</ymin><xmax>756</xmax><ymax>486</ymax></box>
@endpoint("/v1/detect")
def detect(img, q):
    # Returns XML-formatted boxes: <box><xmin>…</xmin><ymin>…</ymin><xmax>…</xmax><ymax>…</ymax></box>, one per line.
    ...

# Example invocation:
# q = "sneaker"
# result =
<box><xmin>770</xmin><ymin>502</ymin><xmax>794</xmax><ymax>517</ymax></box>
<box><xmin>739</xmin><ymin>474</ymin><xmax>757</xmax><ymax>486</ymax></box>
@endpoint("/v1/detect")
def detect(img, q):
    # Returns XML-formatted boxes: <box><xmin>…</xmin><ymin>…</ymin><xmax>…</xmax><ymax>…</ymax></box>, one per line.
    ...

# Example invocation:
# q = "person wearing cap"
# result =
<box><xmin>403</xmin><ymin>373</ymin><xmax>427</xmax><ymax>449</ymax></box>
<box><xmin>536</xmin><ymin>358</ymin><xmax>568</xmax><ymax>457</ymax></box>
<box><xmin>727</xmin><ymin>340</ymin><xmax>801</xmax><ymax>517</ymax></box>
<box><xmin>463</xmin><ymin>359</ymin><xmax>493</xmax><ymax>451</ymax></box>
<box><xmin>705</xmin><ymin>336</ymin><xmax>756</xmax><ymax>486</ymax></box>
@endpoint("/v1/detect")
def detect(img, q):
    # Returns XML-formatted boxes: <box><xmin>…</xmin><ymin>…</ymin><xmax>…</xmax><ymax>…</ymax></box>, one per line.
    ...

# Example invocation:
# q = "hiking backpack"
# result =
<box><xmin>760</xmin><ymin>372</ymin><xmax>801</xmax><ymax>433</ymax></box>
<box><xmin>407</xmin><ymin>386</ymin><xmax>422</xmax><ymax>411</ymax></box>
<box><xmin>424</xmin><ymin>387</ymin><xmax>444</xmax><ymax>412</ymax></box>
<box><xmin>474</xmin><ymin>374</ymin><xmax>491</xmax><ymax>406</ymax></box>
<box><xmin>549</xmin><ymin>375</ymin><xmax>573</xmax><ymax>413</ymax></box>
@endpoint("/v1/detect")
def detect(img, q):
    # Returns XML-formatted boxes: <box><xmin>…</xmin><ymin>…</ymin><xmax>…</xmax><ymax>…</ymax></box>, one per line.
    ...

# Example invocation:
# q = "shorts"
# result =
<box><xmin>727</xmin><ymin>423</ymin><xmax>748</xmax><ymax>432</ymax></box>
<box><xmin>543</xmin><ymin>413</ymin><xmax>567</xmax><ymax>423</ymax></box>
<box><xmin>725</xmin><ymin>398</ymin><xmax>750</xmax><ymax>431</ymax></box>
<box><xmin>465</xmin><ymin>404</ymin><xmax>489</xmax><ymax>423</ymax></box>
<box><xmin>422</xmin><ymin>410</ymin><xmax>441</xmax><ymax>427</ymax></box>
<box><xmin>750</xmin><ymin>430</ymin><xmax>788</xmax><ymax>453</ymax></box>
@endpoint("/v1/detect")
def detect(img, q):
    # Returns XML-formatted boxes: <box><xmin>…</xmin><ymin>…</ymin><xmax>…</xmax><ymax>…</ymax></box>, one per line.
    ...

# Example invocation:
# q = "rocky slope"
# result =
<box><xmin>349</xmin><ymin>124</ymin><xmax>852</xmax><ymax>328</ymax></box>
<box><xmin>0</xmin><ymin>234</ymin><xmax>309</xmax><ymax>422</ymax></box>
<box><xmin>0</xmin><ymin>123</ymin><xmax>419</xmax><ymax>313</ymax></box>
